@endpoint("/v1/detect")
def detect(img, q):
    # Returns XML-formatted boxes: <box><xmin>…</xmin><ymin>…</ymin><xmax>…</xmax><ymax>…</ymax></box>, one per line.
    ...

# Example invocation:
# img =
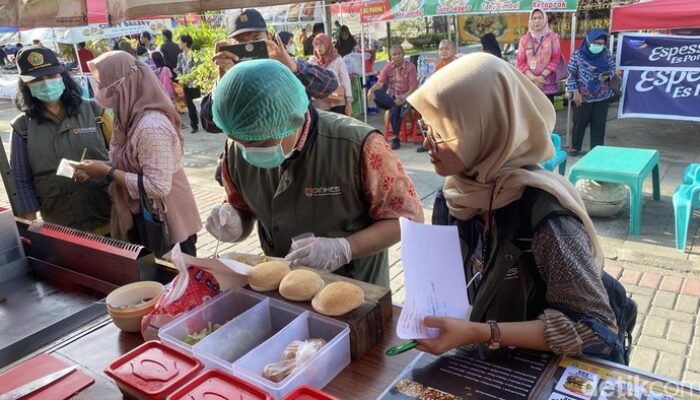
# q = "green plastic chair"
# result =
<box><xmin>673</xmin><ymin>184</ymin><xmax>700</xmax><ymax>251</ymax></box>
<box><xmin>541</xmin><ymin>133</ymin><xmax>567</xmax><ymax>175</ymax></box>
<box><xmin>674</xmin><ymin>164</ymin><xmax>700</xmax><ymax>251</ymax></box>
<box><xmin>682</xmin><ymin>163</ymin><xmax>700</xmax><ymax>185</ymax></box>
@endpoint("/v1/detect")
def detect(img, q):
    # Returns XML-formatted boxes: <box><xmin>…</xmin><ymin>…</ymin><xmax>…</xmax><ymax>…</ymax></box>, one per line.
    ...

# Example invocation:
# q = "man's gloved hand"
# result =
<box><xmin>285</xmin><ymin>236</ymin><xmax>352</xmax><ymax>272</ymax></box>
<box><xmin>205</xmin><ymin>204</ymin><xmax>243</xmax><ymax>242</ymax></box>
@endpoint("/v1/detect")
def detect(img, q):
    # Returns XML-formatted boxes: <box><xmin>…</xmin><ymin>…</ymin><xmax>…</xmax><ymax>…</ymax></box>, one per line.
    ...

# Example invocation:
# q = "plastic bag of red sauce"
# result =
<box><xmin>141</xmin><ymin>245</ymin><xmax>220</xmax><ymax>341</ymax></box>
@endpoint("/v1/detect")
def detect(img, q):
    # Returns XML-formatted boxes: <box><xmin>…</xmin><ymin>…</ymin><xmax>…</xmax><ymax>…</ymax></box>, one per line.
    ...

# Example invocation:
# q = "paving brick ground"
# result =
<box><xmin>1</xmin><ymin>99</ymin><xmax>699</xmax><ymax>384</ymax></box>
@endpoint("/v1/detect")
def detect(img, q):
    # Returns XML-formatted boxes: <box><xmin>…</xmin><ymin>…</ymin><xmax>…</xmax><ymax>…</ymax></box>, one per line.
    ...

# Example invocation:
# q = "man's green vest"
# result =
<box><xmin>11</xmin><ymin>101</ymin><xmax>111</xmax><ymax>231</ymax></box>
<box><xmin>227</xmin><ymin>111</ymin><xmax>389</xmax><ymax>287</ymax></box>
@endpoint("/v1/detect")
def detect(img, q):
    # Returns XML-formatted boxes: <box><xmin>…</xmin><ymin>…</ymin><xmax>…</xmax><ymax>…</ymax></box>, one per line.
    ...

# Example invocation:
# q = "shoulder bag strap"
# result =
<box><xmin>88</xmin><ymin>100</ymin><xmax>104</xmax><ymax>128</ymax></box>
<box><xmin>138</xmin><ymin>173</ymin><xmax>154</xmax><ymax>222</ymax></box>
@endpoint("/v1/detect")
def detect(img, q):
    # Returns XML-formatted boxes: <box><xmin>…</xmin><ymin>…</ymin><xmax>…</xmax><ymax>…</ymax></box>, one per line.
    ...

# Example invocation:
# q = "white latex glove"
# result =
<box><xmin>285</xmin><ymin>237</ymin><xmax>352</xmax><ymax>272</ymax></box>
<box><xmin>205</xmin><ymin>204</ymin><xmax>243</xmax><ymax>243</ymax></box>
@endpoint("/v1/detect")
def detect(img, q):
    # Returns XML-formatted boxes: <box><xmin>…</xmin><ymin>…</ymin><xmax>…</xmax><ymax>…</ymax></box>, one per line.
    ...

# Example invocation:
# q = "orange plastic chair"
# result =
<box><xmin>384</xmin><ymin>109</ymin><xmax>421</xmax><ymax>144</ymax></box>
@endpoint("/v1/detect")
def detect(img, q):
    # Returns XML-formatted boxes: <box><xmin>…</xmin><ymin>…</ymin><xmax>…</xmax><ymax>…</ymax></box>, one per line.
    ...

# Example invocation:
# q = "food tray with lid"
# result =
<box><xmin>165</xmin><ymin>369</ymin><xmax>273</xmax><ymax>400</ymax></box>
<box><xmin>104</xmin><ymin>340</ymin><xmax>203</xmax><ymax>400</ymax></box>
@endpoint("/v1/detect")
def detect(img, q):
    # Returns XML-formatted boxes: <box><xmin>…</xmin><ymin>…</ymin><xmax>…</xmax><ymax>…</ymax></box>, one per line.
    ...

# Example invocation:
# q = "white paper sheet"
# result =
<box><xmin>56</xmin><ymin>158</ymin><xmax>77</xmax><ymax>178</ymax></box>
<box><xmin>397</xmin><ymin>217</ymin><xmax>470</xmax><ymax>339</ymax></box>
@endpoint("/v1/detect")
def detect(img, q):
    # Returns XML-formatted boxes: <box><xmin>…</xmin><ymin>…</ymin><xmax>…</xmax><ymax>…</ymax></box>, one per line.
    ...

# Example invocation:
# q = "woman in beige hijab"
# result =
<box><xmin>409</xmin><ymin>53</ymin><xmax>623</xmax><ymax>362</ymax></box>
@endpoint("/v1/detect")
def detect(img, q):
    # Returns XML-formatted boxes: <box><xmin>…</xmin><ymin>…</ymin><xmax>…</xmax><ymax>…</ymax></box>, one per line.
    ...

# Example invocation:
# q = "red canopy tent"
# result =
<box><xmin>87</xmin><ymin>0</ymin><xmax>109</xmax><ymax>24</ymax></box>
<box><xmin>611</xmin><ymin>0</ymin><xmax>700</xmax><ymax>32</ymax></box>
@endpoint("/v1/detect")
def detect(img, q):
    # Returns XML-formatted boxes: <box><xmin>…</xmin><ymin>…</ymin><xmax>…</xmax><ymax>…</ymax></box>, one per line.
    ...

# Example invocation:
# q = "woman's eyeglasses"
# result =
<box><xmin>418</xmin><ymin>119</ymin><xmax>455</xmax><ymax>154</ymax></box>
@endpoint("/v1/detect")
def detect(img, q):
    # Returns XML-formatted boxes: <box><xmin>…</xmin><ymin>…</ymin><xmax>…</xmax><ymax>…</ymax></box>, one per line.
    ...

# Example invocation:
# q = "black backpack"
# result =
<box><xmin>601</xmin><ymin>272</ymin><xmax>637</xmax><ymax>365</ymax></box>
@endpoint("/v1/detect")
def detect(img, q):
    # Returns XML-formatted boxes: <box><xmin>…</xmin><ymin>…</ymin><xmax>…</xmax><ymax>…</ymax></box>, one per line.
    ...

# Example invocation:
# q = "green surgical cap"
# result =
<box><xmin>213</xmin><ymin>59</ymin><xmax>309</xmax><ymax>141</ymax></box>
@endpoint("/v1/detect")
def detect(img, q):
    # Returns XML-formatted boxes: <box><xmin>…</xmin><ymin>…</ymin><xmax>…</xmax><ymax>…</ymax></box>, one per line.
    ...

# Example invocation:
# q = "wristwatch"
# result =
<box><xmin>105</xmin><ymin>167</ymin><xmax>117</xmax><ymax>183</ymax></box>
<box><xmin>486</xmin><ymin>320</ymin><xmax>501</xmax><ymax>350</ymax></box>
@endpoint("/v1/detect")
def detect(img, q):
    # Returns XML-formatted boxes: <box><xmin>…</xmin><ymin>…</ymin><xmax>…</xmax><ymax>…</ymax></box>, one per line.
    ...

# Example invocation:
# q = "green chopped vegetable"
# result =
<box><xmin>185</xmin><ymin>321</ymin><xmax>222</xmax><ymax>345</ymax></box>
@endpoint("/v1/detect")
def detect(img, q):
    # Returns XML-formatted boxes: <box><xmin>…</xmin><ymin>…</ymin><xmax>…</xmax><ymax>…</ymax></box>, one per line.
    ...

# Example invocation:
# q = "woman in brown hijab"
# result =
<box><xmin>408</xmin><ymin>53</ymin><xmax>624</xmax><ymax>362</ymax></box>
<box><xmin>74</xmin><ymin>51</ymin><xmax>201</xmax><ymax>256</ymax></box>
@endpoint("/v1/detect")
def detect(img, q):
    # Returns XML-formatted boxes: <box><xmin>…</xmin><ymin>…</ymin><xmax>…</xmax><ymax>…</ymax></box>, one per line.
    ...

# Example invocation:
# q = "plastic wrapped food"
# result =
<box><xmin>262</xmin><ymin>359</ymin><xmax>296</xmax><ymax>383</ymax></box>
<box><xmin>280</xmin><ymin>338</ymin><xmax>326</xmax><ymax>361</ymax></box>
<box><xmin>262</xmin><ymin>338</ymin><xmax>327</xmax><ymax>382</ymax></box>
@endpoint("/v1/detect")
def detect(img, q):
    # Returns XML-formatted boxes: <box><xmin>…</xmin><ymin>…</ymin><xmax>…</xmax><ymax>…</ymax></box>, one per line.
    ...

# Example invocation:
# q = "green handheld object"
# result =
<box><xmin>80</xmin><ymin>147</ymin><xmax>87</xmax><ymax>161</ymax></box>
<box><xmin>385</xmin><ymin>340</ymin><xmax>418</xmax><ymax>356</ymax></box>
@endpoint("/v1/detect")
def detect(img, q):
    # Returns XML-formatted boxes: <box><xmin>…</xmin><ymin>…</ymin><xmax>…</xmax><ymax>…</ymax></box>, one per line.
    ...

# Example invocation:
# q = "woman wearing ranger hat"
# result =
<box><xmin>10</xmin><ymin>46</ymin><xmax>113</xmax><ymax>234</ymax></box>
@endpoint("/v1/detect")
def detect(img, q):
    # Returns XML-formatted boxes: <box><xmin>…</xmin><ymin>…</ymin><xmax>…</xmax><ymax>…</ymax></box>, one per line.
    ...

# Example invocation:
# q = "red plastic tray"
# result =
<box><xmin>282</xmin><ymin>385</ymin><xmax>339</xmax><ymax>400</ymax></box>
<box><xmin>166</xmin><ymin>369</ymin><xmax>273</xmax><ymax>400</ymax></box>
<box><xmin>105</xmin><ymin>341</ymin><xmax>203</xmax><ymax>400</ymax></box>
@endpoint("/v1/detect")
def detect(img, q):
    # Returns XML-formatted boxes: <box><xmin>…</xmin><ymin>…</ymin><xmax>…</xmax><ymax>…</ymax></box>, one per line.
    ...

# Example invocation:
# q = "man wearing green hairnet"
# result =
<box><xmin>205</xmin><ymin>59</ymin><xmax>423</xmax><ymax>288</ymax></box>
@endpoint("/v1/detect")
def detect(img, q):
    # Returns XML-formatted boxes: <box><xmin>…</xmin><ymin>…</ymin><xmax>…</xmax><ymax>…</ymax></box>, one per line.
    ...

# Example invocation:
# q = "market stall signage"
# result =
<box><xmin>619</xmin><ymin>70</ymin><xmax>700</xmax><ymax>122</ymax></box>
<box><xmin>53</xmin><ymin>19</ymin><xmax>173</xmax><ymax>45</ymax></box>
<box><xmin>257</xmin><ymin>2</ymin><xmax>322</xmax><ymax>26</ymax></box>
<box><xmin>360</xmin><ymin>0</ymin><xmax>394</xmax><ymax>23</ymax></box>
<box><xmin>617</xmin><ymin>33</ymin><xmax>700</xmax><ymax>122</ymax></box>
<box><xmin>617</xmin><ymin>33</ymin><xmax>700</xmax><ymax>71</ymax></box>
<box><xmin>360</xmin><ymin>0</ymin><xmax>578</xmax><ymax>23</ymax></box>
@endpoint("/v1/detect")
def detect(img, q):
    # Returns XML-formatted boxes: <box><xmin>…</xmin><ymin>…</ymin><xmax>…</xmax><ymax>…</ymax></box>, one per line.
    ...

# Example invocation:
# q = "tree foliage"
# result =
<box><xmin>172</xmin><ymin>23</ymin><xmax>227</xmax><ymax>93</ymax></box>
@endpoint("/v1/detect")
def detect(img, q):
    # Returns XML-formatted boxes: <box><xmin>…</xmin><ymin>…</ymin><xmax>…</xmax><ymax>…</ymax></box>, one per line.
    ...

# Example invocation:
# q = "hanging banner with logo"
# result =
<box><xmin>619</xmin><ymin>70</ymin><xmax>700</xmax><ymax>122</ymax></box>
<box><xmin>360</xmin><ymin>0</ymin><xmax>578</xmax><ymax>23</ymax></box>
<box><xmin>258</xmin><ymin>2</ymin><xmax>323</xmax><ymax>26</ymax></box>
<box><xmin>617</xmin><ymin>33</ymin><xmax>700</xmax><ymax>121</ymax></box>
<box><xmin>53</xmin><ymin>19</ymin><xmax>173</xmax><ymax>44</ymax></box>
<box><xmin>0</xmin><ymin>0</ymin><xmax>87</xmax><ymax>27</ymax></box>
<box><xmin>617</xmin><ymin>33</ymin><xmax>700</xmax><ymax>71</ymax></box>
<box><xmin>458</xmin><ymin>13</ymin><xmax>529</xmax><ymax>44</ymax></box>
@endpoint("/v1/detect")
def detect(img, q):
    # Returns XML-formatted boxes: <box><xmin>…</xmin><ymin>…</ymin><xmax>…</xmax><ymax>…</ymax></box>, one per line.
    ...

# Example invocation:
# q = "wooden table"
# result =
<box><xmin>8</xmin><ymin>306</ymin><xmax>700</xmax><ymax>400</ymax></box>
<box><xmin>37</xmin><ymin>306</ymin><xmax>417</xmax><ymax>399</ymax></box>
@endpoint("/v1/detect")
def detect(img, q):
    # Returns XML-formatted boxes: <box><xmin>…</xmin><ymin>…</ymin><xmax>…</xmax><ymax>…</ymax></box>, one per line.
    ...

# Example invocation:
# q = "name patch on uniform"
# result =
<box><xmin>304</xmin><ymin>186</ymin><xmax>341</xmax><ymax>198</ymax></box>
<box><xmin>71</xmin><ymin>127</ymin><xmax>98</xmax><ymax>135</ymax></box>
<box><xmin>504</xmin><ymin>267</ymin><xmax>519</xmax><ymax>281</ymax></box>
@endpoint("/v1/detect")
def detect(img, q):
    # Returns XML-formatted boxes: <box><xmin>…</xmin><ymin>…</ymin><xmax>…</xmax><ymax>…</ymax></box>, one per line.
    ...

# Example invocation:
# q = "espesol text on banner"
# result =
<box><xmin>617</xmin><ymin>33</ymin><xmax>700</xmax><ymax>71</ymax></box>
<box><xmin>619</xmin><ymin>69</ymin><xmax>700</xmax><ymax>122</ymax></box>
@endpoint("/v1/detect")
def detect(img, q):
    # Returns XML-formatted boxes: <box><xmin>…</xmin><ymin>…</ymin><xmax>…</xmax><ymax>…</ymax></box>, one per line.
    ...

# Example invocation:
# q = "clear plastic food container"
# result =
<box><xmin>193</xmin><ymin>297</ymin><xmax>305</xmax><ymax>372</ymax></box>
<box><xmin>158</xmin><ymin>288</ymin><xmax>266</xmax><ymax>355</ymax></box>
<box><xmin>233</xmin><ymin>310</ymin><xmax>350</xmax><ymax>399</ymax></box>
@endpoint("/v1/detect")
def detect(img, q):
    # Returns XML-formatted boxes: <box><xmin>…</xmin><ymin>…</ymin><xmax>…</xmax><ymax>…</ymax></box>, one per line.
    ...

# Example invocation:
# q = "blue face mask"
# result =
<box><xmin>28</xmin><ymin>77</ymin><xmax>65</xmax><ymax>102</ymax></box>
<box><xmin>589</xmin><ymin>44</ymin><xmax>605</xmax><ymax>55</ymax></box>
<box><xmin>236</xmin><ymin>141</ymin><xmax>294</xmax><ymax>169</ymax></box>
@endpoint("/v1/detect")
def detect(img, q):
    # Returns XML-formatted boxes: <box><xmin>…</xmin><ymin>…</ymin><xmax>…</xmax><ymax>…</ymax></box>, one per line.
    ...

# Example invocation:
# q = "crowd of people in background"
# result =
<box><xmin>3</xmin><ymin>7</ymin><xmax>616</xmax><ymax>155</ymax></box>
<box><xmin>6</xmin><ymin>6</ymin><xmax>620</xmax><ymax>269</ymax></box>
<box><xmin>6</xmin><ymin>6</ymin><xmax>631</xmax><ymax>362</ymax></box>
